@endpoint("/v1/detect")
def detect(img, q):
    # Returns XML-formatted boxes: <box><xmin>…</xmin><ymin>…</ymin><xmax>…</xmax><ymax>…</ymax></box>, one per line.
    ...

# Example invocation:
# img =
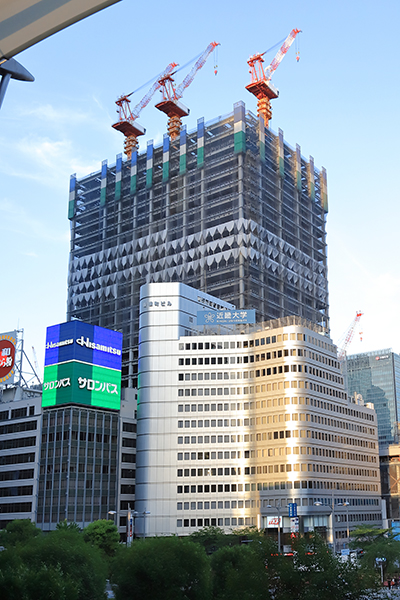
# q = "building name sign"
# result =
<box><xmin>197</xmin><ymin>309</ymin><xmax>256</xmax><ymax>325</ymax></box>
<box><xmin>375</xmin><ymin>355</ymin><xmax>390</xmax><ymax>361</ymax></box>
<box><xmin>142</xmin><ymin>300</ymin><xmax>172</xmax><ymax>308</ymax></box>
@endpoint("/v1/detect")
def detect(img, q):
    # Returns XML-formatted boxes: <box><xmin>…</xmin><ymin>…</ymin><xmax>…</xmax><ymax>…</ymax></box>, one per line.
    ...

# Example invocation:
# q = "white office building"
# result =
<box><xmin>135</xmin><ymin>282</ymin><xmax>383</xmax><ymax>551</ymax></box>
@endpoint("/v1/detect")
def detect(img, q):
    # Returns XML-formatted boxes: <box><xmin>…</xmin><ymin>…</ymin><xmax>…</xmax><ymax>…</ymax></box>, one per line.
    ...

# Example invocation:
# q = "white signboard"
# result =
<box><xmin>266</xmin><ymin>516</ymin><xmax>282</xmax><ymax>528</ymax></box>
<box><xmin>290</xmin><ymin>517</ymin><xmax>299</xmax><ymax>533</ymax></box>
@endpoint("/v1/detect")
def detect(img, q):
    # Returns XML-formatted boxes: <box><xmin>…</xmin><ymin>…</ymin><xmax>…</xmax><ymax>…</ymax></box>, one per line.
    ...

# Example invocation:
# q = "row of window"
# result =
<box><xmin>176</xmin><ymin>435</ymin><xmax>377</xmax><ymax>460</ymax></box>
<box><xmin>0</xmin><ymin>406</ymin><xmax>35</xmax><ymax>422</ymax></box>
<box><xmin>176</xmin><ymin>416</ymin><xmax>375</xmax><ymax>439</ymax></box>
<box><xmin>176</xmin><ymin>511</ymin><xmax>381</xmax><ymax>531</ymax></box>
<box><xmin>41</xmin><ymin>431</ymin><xmax>117</xmax><ymax>444</ymax></box>
<box><xmin>42</xmin><ymin>410</ymin><xmax>118</xmax><ymax>430</ymax></box>
<box><xmin>177</xmin><ymin>399</ymin><xmax>375</xmax><ymax>422</ymax></box>
<box><xmin>0</xmin><ymin>485</ymin><xmax>33</xmax><ymax>497</ymax></box>
<box><xmin>0</xmin><ymin>452</ymin><xmax>35</xmax><ymax>466</ymax></box>
<box><xmin>178</xmin><ymin>384</ymin><xmax>346</xmax><ymax>399</ymax></box>
<box><xmin>0</xmin><ymin>420</ymin><xmax>37</xmax><ymax>435</ymax></box>
<box><xmin>0</xmin><ymin>469</ymin><xmax>34</xmax><ymax>482</ymax></box>
<box><xmin>176</xmin><ymin>498</ymin><xmax>380</xmax><ymax>512</ymax></box>
<box><xmin>182</xmin><ymin>349</ymin><xmax>340</xmax><ymax>369</ymax></box>
<box><xmin>179</xmin><ymin>366</ymin><xmax>342</xmax><ymax>383</ymax></box>
<box><xmin>40</xmin><ymin>463</ymin><xmax>116</xmax><ymax>475</ymax></box>
<box><xmin>177</xmin><ymin>517</ymin><xmax>254</xmax><ymax>528</ymax></box>
<box><xmin>0</xmin><ymin>501</ymin><xmax>32</xmax><ymax>513</ymax></box>
<box><xmin>0</xmin><ymin>436</ymin><xmax>37</xmax><ymax>450</ymax></box>
<box><xmin>177</xmin><ymin>465</ymin><xmax>377</xmax><ymax>478</ymax></box>
<box><xmin>41</xmin><ymin>447</ymin><xmax>117</xmax><ymax>459</ymax></box>
<box><xmin>178</xmin><ymin>499</ymin><xmax>254</xmax><ymax>511</ymax></box>
<box><xmin>177</xmin><ymin>481</ymin><xmax>379</xmax><ymax>495</ymax></box>
<box><xmin>41</xmin><ymin>479</ymin><xmax>114</xmax><ymax>491</ymax></box>
<box><xmin>179</xmin><ymin>333</ymin><xmax>333</xmax><ymax>353</ymax></box>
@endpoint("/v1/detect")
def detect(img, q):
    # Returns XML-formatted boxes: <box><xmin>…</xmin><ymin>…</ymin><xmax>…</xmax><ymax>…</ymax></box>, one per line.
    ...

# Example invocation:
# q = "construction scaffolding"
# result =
<box><xmin>67</xmin><ymin>101</ymin><xmax>329</xmax><ymax>389</ymax></box>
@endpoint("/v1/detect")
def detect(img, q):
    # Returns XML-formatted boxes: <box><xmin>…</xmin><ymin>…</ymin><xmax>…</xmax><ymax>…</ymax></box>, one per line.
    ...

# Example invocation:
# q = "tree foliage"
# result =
<box><xmin>0</xmin><ymin>527</ymin><xmax>107</xmax><ymax>600</ymax></box>
<box><xmin>211</xmin><ymin>544</ymin><xmax>270</xmax><ymax>600</ymax></box>
<box><xmin>83</xmin><ymin>519</ymin><xmax>120</xmax><ymax>558</ymax></box>
<box><xmin>274</xmin><ymin>533</ymin><xmax>376</xmax><ymax>600</ymax></box>
<box><xmin>112</xmin><ymin>536</ymin><xmax>211</xmax><ymax>600</ymax></box>
<box><xmin>0</xmin><ymin>519</ymin><xmax>41</xmax><ymax>548</ymax></box>
<box><xmin>56</xmin><ymin>520</ymin><xmax>81</xmax><ymax>533</ymax></box>
<box><xmin>190</xmin><ymin>526</ymin><xmax>234</xmax><ymax>554</ymax></box>
<box><xmin>351</xmin><ymin>525</ymin><xmax>400</xmax><ymax>580</ymax></box>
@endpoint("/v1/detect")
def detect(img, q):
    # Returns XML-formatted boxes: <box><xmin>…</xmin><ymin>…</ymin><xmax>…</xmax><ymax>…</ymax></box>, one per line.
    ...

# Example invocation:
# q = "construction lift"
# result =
<box><xmin>155</xmin><ymin>41</ymin><xmax>219</xmax><ymax>140</ymax></box>
<box><xmin>246</xmin><ymin>28</ymin><xmax>301</xmax><ymax>128</ymax></box>
<box><xmin>112</xmin><ymin>61</ymin><xmax>177</xmax><ymax>159</ymax></box>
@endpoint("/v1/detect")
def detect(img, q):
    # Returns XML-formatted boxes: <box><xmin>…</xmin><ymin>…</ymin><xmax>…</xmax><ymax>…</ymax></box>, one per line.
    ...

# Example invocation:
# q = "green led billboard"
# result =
<box><xmin>43</xmin><ymin>361</ymin><xmax>121</xmax><ymax>410</ymax></box>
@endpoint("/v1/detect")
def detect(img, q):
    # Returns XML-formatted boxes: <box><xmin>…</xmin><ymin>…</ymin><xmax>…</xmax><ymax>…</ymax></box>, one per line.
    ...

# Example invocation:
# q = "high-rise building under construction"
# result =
<box><xmin>67</xmin><ymin>101</ymin><xmax>329</xmax><ymax>389</ymax></box>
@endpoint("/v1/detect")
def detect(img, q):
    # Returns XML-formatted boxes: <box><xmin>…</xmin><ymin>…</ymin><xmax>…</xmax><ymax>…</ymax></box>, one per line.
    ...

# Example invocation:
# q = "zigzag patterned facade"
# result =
<box><xmin>67</xmin><ymin>102</ymin><xmax>329</xmax><ymax>389</ymax></box>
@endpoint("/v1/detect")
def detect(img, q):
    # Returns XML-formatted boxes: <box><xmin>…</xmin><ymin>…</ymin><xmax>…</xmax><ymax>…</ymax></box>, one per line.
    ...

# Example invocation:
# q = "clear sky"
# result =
<box><xmin>1</xmin><ymin>0</ymin><xmax>399</xmax><ymax>376</ymax></box>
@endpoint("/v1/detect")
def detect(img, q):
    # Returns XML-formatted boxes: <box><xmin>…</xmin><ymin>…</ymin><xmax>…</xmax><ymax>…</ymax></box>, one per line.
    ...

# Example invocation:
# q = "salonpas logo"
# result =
<box><xmin>75</xmin><ymin>336</ymin><xmax>121</xmax><ymax>356</ymax></box>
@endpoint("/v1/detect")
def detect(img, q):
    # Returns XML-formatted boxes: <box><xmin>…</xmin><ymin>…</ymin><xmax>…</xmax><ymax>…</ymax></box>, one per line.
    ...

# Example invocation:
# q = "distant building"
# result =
<box><xmin>379</xmin><ymin>443</ymin><xmax>400</xmax><ymax>523</ymax></box>
<box><xmin>0</xmin><ymin>386</ymin><xmax>42</xmax><ymax>528</ymax></box>
<box><xmin>347</xmin><ymin>350</ymin><xmax>400</xmax><ymax>448</ymax></box>
<box><xmin>135</xmin><ymin>282</ymin><xmax>383</xmax><ymax>551</ymax></box>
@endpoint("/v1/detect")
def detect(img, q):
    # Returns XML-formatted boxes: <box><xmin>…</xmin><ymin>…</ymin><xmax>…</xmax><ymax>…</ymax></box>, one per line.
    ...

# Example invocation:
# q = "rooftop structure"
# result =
<box><xmin>67</xmin><ymin>101</ymin><xmax>329</xmax><ymax>390</ymax></box>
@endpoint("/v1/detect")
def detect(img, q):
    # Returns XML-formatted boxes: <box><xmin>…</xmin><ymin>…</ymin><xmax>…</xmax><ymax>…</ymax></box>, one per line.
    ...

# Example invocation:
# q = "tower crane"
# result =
<box><xmin>155</xmin><ymin>41</ymin><xmax>219</xmax><ymax>140</ymax></box>
<box><xmin>112</xmin><ymin>61</ymin><xmax>177</xmax><ymax>159</ymax></box>
<box><xmin>246</xmin><ymin>28</ymin><xmax>301</xmax><ymax>128</ymax></box>
<box><xmin>337</xmin><ymin>310</ymin><xmax>363</xmax><ymax>362</ymax></box>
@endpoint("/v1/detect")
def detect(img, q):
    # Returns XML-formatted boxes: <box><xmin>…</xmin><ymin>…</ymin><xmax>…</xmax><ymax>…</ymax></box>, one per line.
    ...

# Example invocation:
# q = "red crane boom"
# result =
<box><xmin>337</xmin><ymin>311</ymin><xmax>364</xmax><ymax>362</ymax></box>
<box><xmin>246</xmin><ymin>28</ymin><xmax>301</xmax><ymax>128</ymax></box>
<box><xmin>112</xmin><ymin>61</ymin><xmax>177</xmax><ymax>159</ymax></box>
<box><xmin>156</xmin><ymin>41</ymin><xmax>219</xmax><ymax>140</ymax></box>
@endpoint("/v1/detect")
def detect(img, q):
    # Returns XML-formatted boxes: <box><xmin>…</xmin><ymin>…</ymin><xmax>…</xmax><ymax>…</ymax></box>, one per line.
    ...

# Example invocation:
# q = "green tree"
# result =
<box><xmin>83</xmin><ymin>519</ymin><xmax>119</xmax><ymax>558</ymax></box>
<box><xmin>0</xmin><ymin>519</ymin><xmax>41</xmax><ymax>548</ymax></box>
<box><xmin>275</xmin><ymin>533</ymin><xmax>375</xmax><ymax>600</ymax></box>
<box><xmin>112</xmin><ymin>536</ymin><xmax>211</xmax><ymax>600</ymax></box>
<box><xmin>56</xmin><ymin>520</ymin><xmax>81</xmax><ymax>532</ymax></box>
<box><xmin>211</xmin><ymin>544</ymin><xmax>270</xmax><ymax>600</ymax></box>
<box><xmin>12</xmin><ymin>528</ymin><xmax>107</xmax><ymax>600</ymax></box>
<box><xmin>190</xmin><ymin>526</ymin><xmax>233</xmax><ymax>554</ymax></box>
<box><xmin>351</xmin><ymin>525</ymin><xmax>400</xmax><ymax>581</ymax></box>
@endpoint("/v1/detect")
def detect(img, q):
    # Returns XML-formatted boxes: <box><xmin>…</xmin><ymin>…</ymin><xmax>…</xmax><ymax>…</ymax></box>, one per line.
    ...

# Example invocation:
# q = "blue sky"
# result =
<box><xmin>1</xmin><ymin>0</ymin><xmax>399</xmax><ymax>374</ymax></box>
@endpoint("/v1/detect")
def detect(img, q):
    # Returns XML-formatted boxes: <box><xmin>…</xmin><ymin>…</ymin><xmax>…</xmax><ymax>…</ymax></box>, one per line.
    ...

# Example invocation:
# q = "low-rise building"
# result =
<box><xmin>0</xmin><ymin>386</ymin><xmax>42</xmax><ymax>528</ymax></box>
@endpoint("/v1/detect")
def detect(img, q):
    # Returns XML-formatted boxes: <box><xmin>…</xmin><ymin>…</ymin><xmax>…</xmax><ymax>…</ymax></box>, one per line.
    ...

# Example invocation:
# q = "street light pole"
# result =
<box><xmin>267</xmin><ymin>504</ymin><xmax>284</xmax><ymax>554</ymax></box>
<box><xmin>337</xmin><ymin>501</ymin><xmax>350</xmax><ymax>547</ymax></box>
<box><xmin>108</xmin><ymin>510</ymin><xmax>117</xmax><ymax>526</ymax></box>
<box><xmin>314</xmin><ymin>501</ymin><xmax>336</xmax><ymax>554</ymax></box>
<box><xmin>142</xmin><ymin>510</ymin><xmax>150</xmax><ymax>540</ymax></box>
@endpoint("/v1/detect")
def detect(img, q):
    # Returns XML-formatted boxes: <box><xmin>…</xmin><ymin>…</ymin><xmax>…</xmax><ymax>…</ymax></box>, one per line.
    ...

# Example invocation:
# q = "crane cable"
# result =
<box><xmin>130</xmin><ymin>47</ymin><xmax>213</xmax><ymax>97</ymax></box>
